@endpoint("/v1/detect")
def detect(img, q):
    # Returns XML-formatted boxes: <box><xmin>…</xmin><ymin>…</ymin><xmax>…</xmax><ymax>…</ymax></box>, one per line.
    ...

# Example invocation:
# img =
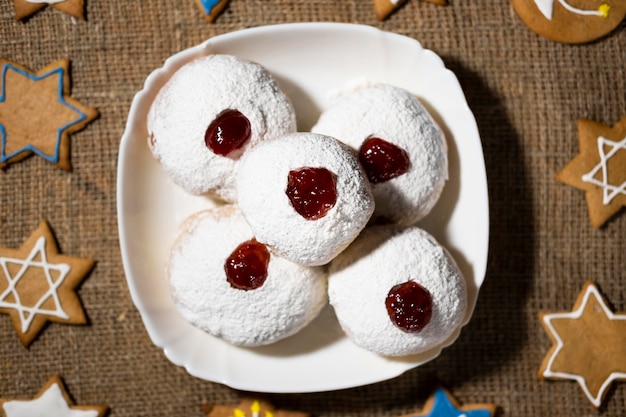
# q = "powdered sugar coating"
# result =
<box><xmin>147</xmin><ymin>54</ymin><xmax>296</xmax><ymax>201</ymax></box>
<box><xmin>312</xmin><ymin>83</ymin><xmax>448</xmax><ymax>226</ymax></box>
<box><xmin>237</xmin><ymin>132</ymin><xmax>375</xmax><ymax>266</ymax></box>
<box><xmin>167</xmin><ymin>206</ymin><xmax>327</xmax><ymax>347</ymax></box>
<box><xmin>328</xmin><ymin>225</ymin><xmax>467</xmax><ymax>356</ymax></box>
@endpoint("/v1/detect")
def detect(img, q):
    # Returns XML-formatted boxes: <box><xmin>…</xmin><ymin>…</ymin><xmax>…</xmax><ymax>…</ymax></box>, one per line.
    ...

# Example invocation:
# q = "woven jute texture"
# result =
<box><xmin>0</xmin><ymin>1</ymin><xmax>625</xmax><ymax>416</ymax></box>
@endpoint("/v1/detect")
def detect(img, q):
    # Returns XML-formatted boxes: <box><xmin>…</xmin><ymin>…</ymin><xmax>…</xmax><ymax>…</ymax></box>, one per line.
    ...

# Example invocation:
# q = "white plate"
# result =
<box><xmin>117</xmin><ymin>22</ymin><xmax>489</xmax><ymax>393</ymax></box>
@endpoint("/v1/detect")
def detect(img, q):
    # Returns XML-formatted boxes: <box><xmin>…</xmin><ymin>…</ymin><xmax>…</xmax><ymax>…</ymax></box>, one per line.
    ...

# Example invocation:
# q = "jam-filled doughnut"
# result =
<box><xmin>147</xmin><ymin>54</ymin><xmax>296</xmax><ymax>201</ymax></box>
<box><xmin>167</xmin><ymin>206</ymin><xmax>327</xmax><ymax>347</ymax></box>
<box><xmin>328</xmin><ymin>225</ymin><xmax>467</xmax><ymax>357</ymax></box>
<box><xmin>312</xmin><ymin>83</ymin><xmax>447</xmax><ymax>226</ymax></box>
<box><xmin>236</xmin><ymin>132</ymin><xmax>375</xmax><ymax>266</ymax></box>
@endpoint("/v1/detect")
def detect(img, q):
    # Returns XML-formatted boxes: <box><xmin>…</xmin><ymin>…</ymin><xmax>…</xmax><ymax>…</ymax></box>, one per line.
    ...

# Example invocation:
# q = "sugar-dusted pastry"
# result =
<box><xmin>236</xmin><ymin>132</ymin><xmax>375</xmax><ymax>266</ymax></box>
<box><xmin>147</xmin><ymin>54</ymin><xmax>296</xmax><ymax>201</ymax></box>
<box><xmin>328</xmin><ymin>225</ymin><xmax>466</xmax><ymax>357</ymax></box>
<box><xmin>167</xmin><ymin>206</ymin><xmax>327</xmax><ymax>347</ymax></box>
<box><xmin>312</xmin><ymin>83</ymin><xmax>447</xmax><ymax>226</ymax></box>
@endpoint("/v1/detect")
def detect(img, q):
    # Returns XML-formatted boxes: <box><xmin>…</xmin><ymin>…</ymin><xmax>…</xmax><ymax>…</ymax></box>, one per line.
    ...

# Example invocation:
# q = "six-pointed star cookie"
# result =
<box><xmin>556</xmin><ymin>116</ymin><xmax>626</xmax><ymax>227</ymax></box>
<box><xmin>13</xmin><ymin>0</ymin><xmax>85</xmax><ymax>20</ymax></box>
<box><xmin>195</xmin><ymin>0</ymin><xmax>230</xmax><ymax>23</ymax></box>
<box><xmin>398</xmin><ymin>387</ymin><xmax>496</xmax><ymax>417</ymax></box>
<box><xmin>539</xmin><ymin>281</ymin><xmax>626</xmax><ymax>408</ymax></box>
<box><xmin>374</xmin><ymin>0</ymin><xmax>448</xmax><ymax>20</ymax></box>
<box><xmin>0</xmin><ymin>375</ymin><xmax>107</xmax><ymax>417</ymax></box>
<box><xmin>0</xmin><ymin>58</ymin><xmax>98</xmax><ymax>170</ymax></box>
<box><xmin>0</xmin><ymin>220</ymin><xmax>95</xmax><ymax>347</ymax></box>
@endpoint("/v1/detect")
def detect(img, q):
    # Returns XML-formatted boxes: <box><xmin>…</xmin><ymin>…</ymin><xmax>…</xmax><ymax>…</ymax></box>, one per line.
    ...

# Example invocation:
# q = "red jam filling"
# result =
<box><xmin>385</xmin><ymin>281</ymin><xmax>433</xmax><ymax>333</ymax></box>
<box><xmin>224</xmin><ymin>239</ymin><xmax>270</xmax><ymax>290</ymax></box>
<box><xmin>205</xmin><ymin>109</ymin><xmax>251</xmax><ymax>156</ymax></box>
<box><xmin>359</xmin><ymin>137</ymin><xmax>410</xmax><ymax>183</ymax></box>
<box><xmin>286</xmin><ymin>167</ymin><xmax>337</xmax><ymax>220</ymax></box>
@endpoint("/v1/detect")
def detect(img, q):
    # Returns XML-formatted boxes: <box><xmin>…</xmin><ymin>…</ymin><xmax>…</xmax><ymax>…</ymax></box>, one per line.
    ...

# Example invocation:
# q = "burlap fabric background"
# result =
<box><xmin>0</xmin><ymin>1</ymin><xmax>625</xmax><ymax>416</ymax></box>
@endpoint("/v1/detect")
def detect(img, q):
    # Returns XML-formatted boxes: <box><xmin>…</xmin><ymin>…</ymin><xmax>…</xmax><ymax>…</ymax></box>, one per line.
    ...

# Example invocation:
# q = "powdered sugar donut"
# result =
<box><xmin>147</xmin><ymin>54</ymin><xmax>296</xmax><ymax>201</ymax></box>
<box><xmin>328</xmin><ymin>225</ymin><xmax>467</xmax><ymax>356</ymax></box>
<box><xmin>167</xmin><ymin>206</ymin><xmax>327</xmax><ymax>347</ymax></box>
<box><xmin>236</xmin><ymin>132</ymin><xmax>375</xmax><ymax>266</ymax></box>
<box><xmin>312</xmin><ymin>83</ymin><xmax>447</xmax><ymax>226</ymax></box>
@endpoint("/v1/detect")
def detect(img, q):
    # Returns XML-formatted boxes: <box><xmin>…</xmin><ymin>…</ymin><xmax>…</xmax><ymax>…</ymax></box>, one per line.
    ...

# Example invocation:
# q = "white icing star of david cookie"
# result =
<box><xmin>0</xmin><ymin>221</ymin><xmax>95</xmax><ymax>346</ymax></box>
<box><xmin>556</xmin><ymin>116</ymin><xmax>626</xmax><ymax>227</ymax></box>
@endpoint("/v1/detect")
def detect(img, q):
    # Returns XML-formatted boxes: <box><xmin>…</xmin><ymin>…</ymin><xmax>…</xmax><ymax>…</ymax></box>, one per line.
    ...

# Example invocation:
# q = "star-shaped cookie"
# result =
<box><xmin>374</xmin><ymin>0</ymin><xmax>448</xmax><ymax>21</ymax></box>
<box><xmin>195</xmin><ymin>0</ymin><xmax>230</xmax><ymax>23</ymax></box>
<box><xmin>398</xmin><ymin>387</ymin><xmax>496</xmax><ymax>417</ymax></box>
<box><xmin>539</xmin><ymin>281</ymin><xmax>626</xmax><ymax>408</ymax></box>
<box><xmin>0</xmin><ymin>58</ymin><xmax>98</xmax><ymax>170</ymax></box>
<box><xmin>556</xmin><ymin>116</ymin><xmax>626</xmax><ymax>227</ymax></box>
<box><xmin>203</xmin><ymin>399</ymin><xmax>309</xmax><ymax>417</ymax></box>
<box><xmin>0</xmin><ymin>375</ymin><xmax>108</xmax><ymax>417</ymax></box>
<box><xmin>13</xmin><ymin>0</ymin><xmax>85</xmax><ymax>20</ymax></box>
<box><xmin>0</xmin><ymin>220</ymin><xmax>95</xmax><ymax>346</ymax></box>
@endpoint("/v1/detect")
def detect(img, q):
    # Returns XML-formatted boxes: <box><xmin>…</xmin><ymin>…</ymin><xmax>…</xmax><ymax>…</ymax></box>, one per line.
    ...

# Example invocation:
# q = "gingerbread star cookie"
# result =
<box><xmin>374</xmin><ymin>0</ymin><xmax>448</xmax><ymax>21</ymax></box>
<box><xmin>203</xmin><ymin>399</ymin><xmax>309</xmax><ymax>417</ymax></box>
<box><xmin>512</xmin><ymin>0</ymin><xmax>626</xmax><ymax>43</ymax></box>
<box><xmin>13</xmin><ymin>0</ymin><xmax>85</xmax><ymax>20</ymax></box>
<box><xmin>398</xmin><ymin>387</ymin><xmax>496</xmax><ymax>417</ymax></box>
<box><xmin>0</xmin><ymin>375</ymin><xmax>108</xmax><ymax>417</ymax></box>
<box><xmin>556</xmin><ymin>116</ymin><xmax>626</xmax><ymax>228</ymax></box>
<box><xmin>539</xmin><ymin>281</ymin><xmax>626</xmax><ymax>408</ymax></box>
<box><xmin>0</xmin><ymin>221</ymin><xmax>95</xmax><ymax>347</ymax></box>
<box><xmin>195</xmin><ymin>0</ymin><xmax>230</xmax><ymax>22</ymax></box>
<box><xmin>0</xmin><ymin>58</ymin><xmax>98</xmax><ymax>171</ymax></box>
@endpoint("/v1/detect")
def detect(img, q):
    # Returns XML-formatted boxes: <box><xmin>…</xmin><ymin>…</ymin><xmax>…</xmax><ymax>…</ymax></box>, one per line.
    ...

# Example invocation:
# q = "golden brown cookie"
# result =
<box><xmin>512</xmin><ymin>0</ymin><xmax>626</xmax><ymax>43</ymax></box>
<box><xmin>0</xmin><ymin>58</ymin><xmax>98</xmax><ymax>171</ymax></box>
<box><xmin>556</xmin><ymin>115</ymin><xmax>626</xmax><ymax>228</ymax></box>
<box><xmin>398</xmin><ymin>387</ymin><xmax>496</xmax><ymax>417</ymax></box>
<box><xmin>203</xmin><ymin>399</ymin><xmax>309</xmax><ymax>417</ymax></box>
<box><xmin>374</xmin><ymin>0</ymin><xmax>448</xmax><ymax>21</ymax></box>
<box><xmin>539</xmin><ymin>281</ymin><xmax>626</xmax><ymax>408</ymax></box>
<box><xmin>195</xmin><ymin>0</ymin><xmax>230</xmax><ymax>23</ymax></box>
<box><xmin>13</xmin><ymin>0</ymin><xmax>85</xmax><ymax>20</ymax></box>
<box><xmin>0</xmin><ymin>221</ymin><xmax>95</xmax><ymax>347</ymax></box>
<box><xmin>0</xmin><ymin>375</ymin><xmax>108</xmax><ymax>417</ymax></box>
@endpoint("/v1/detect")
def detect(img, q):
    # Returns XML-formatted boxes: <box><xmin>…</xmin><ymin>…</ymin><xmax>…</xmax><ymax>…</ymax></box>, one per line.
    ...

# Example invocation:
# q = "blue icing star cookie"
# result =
<box><xmin>0</xmin><ymin>58</ymin><xmax>98</xmax><ymax>170</ymax></box>
<box><xmin>195</xmin><ymin>0</ymin><xmax>229</xmax><ymax>22</ymax></box>
<box><xmin>403</xmin><ymin>388</ymin><xmax>496</xmax><ymax>417</ymax></box>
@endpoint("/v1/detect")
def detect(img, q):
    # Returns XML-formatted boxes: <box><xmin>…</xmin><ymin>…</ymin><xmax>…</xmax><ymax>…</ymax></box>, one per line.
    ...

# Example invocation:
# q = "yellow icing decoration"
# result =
<box><xmin>229</xmin><ymin>401</ymin><xmax>275</xmax><ymax>417</ymax></box>
<box><xmin>598</xmin><ymin>4</ymin><xmax>610</xmax><ymax>17</ymax></box>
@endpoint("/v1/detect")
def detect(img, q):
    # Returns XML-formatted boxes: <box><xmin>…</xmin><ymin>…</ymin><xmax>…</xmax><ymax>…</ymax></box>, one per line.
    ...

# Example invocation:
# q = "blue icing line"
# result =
<box><xmin>199</xmin><ymin>0</ymin><xmax>222</xmax><ymax>15</ymax></box>
<box><xmin>0</xmin><ymin>62</ymin><xmax>87</xmax><ymax>164</ymax></box>
<box><xmin>415</xmin><ymin>388</ymin><xmax>493</xmax><ymax>417</ymax></box>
